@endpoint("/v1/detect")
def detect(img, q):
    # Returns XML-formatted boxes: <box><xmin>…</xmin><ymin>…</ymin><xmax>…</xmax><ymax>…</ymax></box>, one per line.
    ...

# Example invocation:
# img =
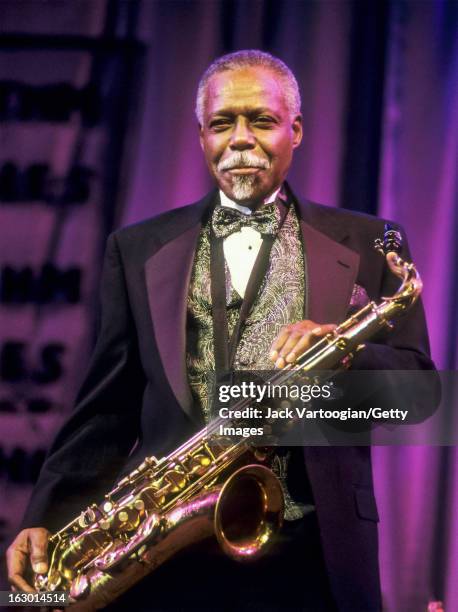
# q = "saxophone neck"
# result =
<box><xmin>384</xmin><ymin>251</ymin><xmax>423</xmax><ymax>308</ymax></box>
<box><xmin>375</xmin><ymin>223</ymin><xmax>423</xmax><ymax>308</ymax></box>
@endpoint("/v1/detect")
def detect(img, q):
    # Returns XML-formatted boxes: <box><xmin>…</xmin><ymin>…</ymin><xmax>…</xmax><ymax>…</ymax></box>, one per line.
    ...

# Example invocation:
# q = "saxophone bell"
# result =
<box><xmin>215</xmin><ymin>464</ymin><xmax>284</xmax><ymax>560</ymax></box>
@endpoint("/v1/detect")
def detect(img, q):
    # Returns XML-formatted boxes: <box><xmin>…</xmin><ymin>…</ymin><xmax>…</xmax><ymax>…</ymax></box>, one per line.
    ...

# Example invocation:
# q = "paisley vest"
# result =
<box><xmin>186</xmin><ymin>202</ymin><xmax>305</xmax><ymax>423</ymax></box>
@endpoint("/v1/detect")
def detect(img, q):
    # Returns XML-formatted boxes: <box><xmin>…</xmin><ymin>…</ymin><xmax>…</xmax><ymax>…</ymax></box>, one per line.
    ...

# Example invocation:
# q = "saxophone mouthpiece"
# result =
<box><xmin>374</xmin><ymin>223</ymin><xmax>403</xmax><ymax>256</ymax></box>
<box><xmin>383</xmin><ymin>223</ymin><xmax>403</xmax><ymax>254</ymax></box>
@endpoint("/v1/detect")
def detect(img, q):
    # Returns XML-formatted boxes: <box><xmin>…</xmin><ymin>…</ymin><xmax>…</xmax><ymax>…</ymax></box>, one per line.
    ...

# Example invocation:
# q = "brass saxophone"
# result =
<box><xmin>35</xmin><ymin>226</ymin><xmax>422</xmax><ymax>610</ymax></box>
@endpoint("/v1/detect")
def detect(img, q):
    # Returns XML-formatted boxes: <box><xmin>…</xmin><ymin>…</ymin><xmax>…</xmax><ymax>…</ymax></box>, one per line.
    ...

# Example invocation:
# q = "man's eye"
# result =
<box><xmin>253</xmin><ymin>116</ymin><xmax>275</xmax><ymax>127</ymax></box>
<box><xmin>210</xmin><ymin>120</ymin><xmax>231</xmax><ymax>130</ymax></box>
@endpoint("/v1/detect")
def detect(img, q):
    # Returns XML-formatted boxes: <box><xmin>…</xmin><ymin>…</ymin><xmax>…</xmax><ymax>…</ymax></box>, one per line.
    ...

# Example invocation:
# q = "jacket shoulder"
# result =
<box><xmin>298</xmin><ymin>198</ymin><xmax>406</xmax><ymax>245</ymax></box>
<box><xmin>114</xmin><ymin>201</ymin><xmax>205</xmax><ymax>243</ymax></box>
<box><xmin>106</xmin><ymin>193</ymin><xmax>215</xmax><ymax>260</ymax></box>
<box><xmin>305</xmin><ymin>199</ymin><xmax>402</xmax><ymax>230</ymax></box>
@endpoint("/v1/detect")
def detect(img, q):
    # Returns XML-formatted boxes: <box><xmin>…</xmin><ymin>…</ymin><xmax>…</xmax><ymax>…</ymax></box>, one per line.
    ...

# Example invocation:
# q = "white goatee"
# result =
<box><xmin>231</xmin><ymin>175</ymin><xmax>257</xmax><ymax>201</ymax></box>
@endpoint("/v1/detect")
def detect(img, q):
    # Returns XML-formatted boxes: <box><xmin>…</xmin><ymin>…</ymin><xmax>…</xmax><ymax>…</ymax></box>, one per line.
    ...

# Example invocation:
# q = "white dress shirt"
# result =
<box><xmin>219</xmin><ymin>188</ymin><xmax>280</xmax><ymax>297</ymax></box>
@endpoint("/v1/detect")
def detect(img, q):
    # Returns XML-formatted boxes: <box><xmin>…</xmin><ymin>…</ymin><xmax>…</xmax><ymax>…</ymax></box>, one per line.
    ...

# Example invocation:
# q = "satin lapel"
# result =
<box><xmin>300</xmin><ymin>220</ymin><xmax>360</xmax><ymax>325</ymax></box>
<box><xmin>145</xmin><ymin>225</ymin><xmax>201</xmax><ymax>422</ymax></box>
<box><xmin>145</xmin><ymin>197</ymin><xmax>214</xmax><ymax>425</ymax></box>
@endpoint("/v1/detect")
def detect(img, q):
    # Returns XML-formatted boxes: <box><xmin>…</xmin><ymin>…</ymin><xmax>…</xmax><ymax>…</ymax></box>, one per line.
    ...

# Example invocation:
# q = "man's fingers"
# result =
<box><xmin>278</xmin><ymin>324</ymin><xmax>337</xmax><ymax>366</ymax></box>
<box><xmin>277</xmin><ymin>331</ymin><xmax>303</xmax><ymax>360</ymax></box>
<box><xmin>7</xmin><ymin>548</ymin><xmax>35</xmax><ymax>592</ymax></box>
<box><xmin>8</xmin><ymin>572</ymin><xmax>35</xmax><ymax>593</ymax></box>
<box><xmin>7</xmin><ymin>534</ymin><xmax>33</xmax><ymax>592</ymax></box>
<box><xmin>313</xmin><ymin>324</ymin><xmax>337</xmax><ymax>335</ymax></box>
<box><xmin>269</xmin><ymin>327</ymin><xmax>291</xmax><ymax>358</ymax></box>
<box><xmin>285</xmin><ymin>324</ymin><xmax>336</xmax><ymax>362</ymax></box>
<box><xmin>6</xmin><ymin>528</ymin><xmax>50</xmax><ymax>594</ymax></box>
<box><xmin>270</xmin><ymin>323</ymin><xmax>315</xmax><ymax>360</ymax></box>
<box><xmin>29</xmin><ymin>528</ymin><xmax>49</xmax><ymax>574</ymax></box>
<box><xmin>282</xmin><ymin>333</ymin><xmax>316</xmax><ymax>364</ymax></box>
<box><xmin>270</xmin><ymin>322</ymin><xmax>337</xmax><ymax>367</ymax></box>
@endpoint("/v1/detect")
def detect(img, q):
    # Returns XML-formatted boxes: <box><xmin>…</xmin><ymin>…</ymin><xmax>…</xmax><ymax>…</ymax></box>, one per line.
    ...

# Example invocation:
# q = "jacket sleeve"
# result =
<box><xmin>20</xmin><ymin>232</ymin><xmax>146</xmax><ymax>532</ymax></box>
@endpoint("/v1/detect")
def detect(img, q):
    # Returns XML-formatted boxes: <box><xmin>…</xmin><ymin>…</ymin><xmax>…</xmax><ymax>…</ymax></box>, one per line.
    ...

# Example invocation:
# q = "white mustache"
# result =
<box><xmin>218</xmin><ymin>153</ymin><xmax>270</xmax><ymax>172</ymax></box>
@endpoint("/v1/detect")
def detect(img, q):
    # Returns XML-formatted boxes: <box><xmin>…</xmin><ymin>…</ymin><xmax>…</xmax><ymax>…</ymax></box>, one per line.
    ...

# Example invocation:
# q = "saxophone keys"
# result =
<box><xmin>69</xmin><ymin>573</ymin><xmax>90</xmax><ymax>600</ymax></box>
<box><xmin>134</xmin><ymin>499</ymin><xmax>145</xmax><ymax>511</ymax></box>
<box><xmin>77</xmin><ymin>515</ymin><xmax>86</xmax><ymax>529</ymax></box>
<box><xmin>34</xmin><ymin>572</ymin><xmax>48</xmax><ymax>590</ymax></box>
<box><xmin>114</xmin><ymin>506</ymin><xmax>142</xmax><ymax>532</ymax></box>
<box><xmin>188</xmin><ymin>454</ymin><xmax>211</xmax><ymax>475</ymax></box>
<box><xmin>78</xmin><ymin>507</ymin><xmax>96</xmax><ymax>528</ymax></box>
<box><xmin>99</xmin><ymin>519</ymin><xmax>111</xmax><ymax>531</ymax></box>
<box><xmin>118</xmin><ymin>511</ymin><xmax>129</xmax><ymax>523</ymax></box>
<box><xmin>335</xmin><ymin>337</ymin><xmax>349</xmax><ymax>350</ymax></box>
<box><xmin>163</xmin><ymin>469</ymin><xmax>187</xmax><ymax>492</ymax></box>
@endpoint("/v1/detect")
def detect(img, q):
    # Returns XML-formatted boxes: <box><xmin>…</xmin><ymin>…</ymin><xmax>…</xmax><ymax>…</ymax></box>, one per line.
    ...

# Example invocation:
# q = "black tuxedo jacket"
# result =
<box><xmin>21</xmin><ymin>188</ymin><xmax>435</xmax><ymax>611</ymax></box>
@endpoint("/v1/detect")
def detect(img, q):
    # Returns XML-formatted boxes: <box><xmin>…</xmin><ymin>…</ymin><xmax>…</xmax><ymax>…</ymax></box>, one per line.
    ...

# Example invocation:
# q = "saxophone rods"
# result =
<box><xmin>35</xmin><ymin>227</ymin><xmax>422</xmax><ymax>610</ymax></box>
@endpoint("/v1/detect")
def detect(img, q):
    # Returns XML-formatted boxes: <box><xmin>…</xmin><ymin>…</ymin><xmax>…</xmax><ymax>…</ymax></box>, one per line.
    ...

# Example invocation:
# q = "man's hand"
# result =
<box><xmin>269</xmin><ymin>320</ymin><xmax>336</xmax><ymax>368</ymax></box>
<box><xmin>6</xmin><ymin>528</ymin><xmax>50</xmax><ymax>592</ymax></box>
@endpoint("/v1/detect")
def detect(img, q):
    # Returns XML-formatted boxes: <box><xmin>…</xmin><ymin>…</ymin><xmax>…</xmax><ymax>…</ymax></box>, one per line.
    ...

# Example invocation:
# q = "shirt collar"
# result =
<box><xmin>219</xmin><ymin>187</ymin><xmax>281</xmax><ymax>216</ymax></box>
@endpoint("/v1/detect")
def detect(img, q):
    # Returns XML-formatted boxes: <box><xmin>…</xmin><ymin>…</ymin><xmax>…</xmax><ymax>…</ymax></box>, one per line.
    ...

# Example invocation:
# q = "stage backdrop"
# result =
<box><xmin>1</xmin><ymin>2</ymin><xmax>457</xmax><ymax>610</ymax></box>
<box><xmin>0</xmin><ymin>0</ymin><xmax>145</xmax><ymax>589</ymax></box>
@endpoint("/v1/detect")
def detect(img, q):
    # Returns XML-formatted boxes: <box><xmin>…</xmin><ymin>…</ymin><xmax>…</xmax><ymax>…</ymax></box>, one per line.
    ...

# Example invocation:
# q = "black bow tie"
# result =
<box><xmin>211</xmin><ymin>202</ymin><xmax>280</xmax><ymax>239</ymax></box>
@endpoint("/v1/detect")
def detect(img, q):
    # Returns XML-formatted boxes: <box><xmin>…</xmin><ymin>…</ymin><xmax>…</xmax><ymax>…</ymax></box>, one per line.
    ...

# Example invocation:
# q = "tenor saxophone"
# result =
<box><xmin>35</xmin><ymin>226</ymin><xmax>422</xmax><ymax>610</ymax></box>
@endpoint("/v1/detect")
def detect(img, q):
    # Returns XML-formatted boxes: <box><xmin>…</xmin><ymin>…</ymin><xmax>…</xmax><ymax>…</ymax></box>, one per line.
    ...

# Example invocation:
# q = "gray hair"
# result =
<box><xmin>195</xmin><ymin>50</ymin><xmax>301</xmax><ymax>124</ymax></box>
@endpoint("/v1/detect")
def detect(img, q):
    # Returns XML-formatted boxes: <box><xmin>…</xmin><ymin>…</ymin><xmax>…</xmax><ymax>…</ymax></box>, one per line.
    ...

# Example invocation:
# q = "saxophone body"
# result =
<box><xmin>38</xmin><ymin>431</ymin><xmax>283</xmax><ymax>610</ymax></box>
<box><xmin>35</xmin><ymin>227</ymin><xmax>422</xmax><ymax>610</ymax></box>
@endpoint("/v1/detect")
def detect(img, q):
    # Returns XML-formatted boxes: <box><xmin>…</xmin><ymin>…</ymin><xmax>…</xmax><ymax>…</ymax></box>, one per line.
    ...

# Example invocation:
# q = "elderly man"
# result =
<box><xmin>7</xmin><ymin>50</ymin><xmax>434</xmax><ymax>611</ymax></box>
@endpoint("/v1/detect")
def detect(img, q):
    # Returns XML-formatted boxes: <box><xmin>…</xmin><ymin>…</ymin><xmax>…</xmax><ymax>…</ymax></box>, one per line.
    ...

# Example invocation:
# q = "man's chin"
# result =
<box><xmin>221</xmin><ymin>177</ymin><xmax>267</xmax><ymax>207</ymax></box>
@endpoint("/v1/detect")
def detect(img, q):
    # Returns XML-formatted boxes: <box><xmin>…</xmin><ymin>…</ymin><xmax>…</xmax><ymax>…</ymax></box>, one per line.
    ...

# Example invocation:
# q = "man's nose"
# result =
<box><xmin>229</xmin><ymin>117</ymin><xmax>256</xmax><ymax>150</ymax></box>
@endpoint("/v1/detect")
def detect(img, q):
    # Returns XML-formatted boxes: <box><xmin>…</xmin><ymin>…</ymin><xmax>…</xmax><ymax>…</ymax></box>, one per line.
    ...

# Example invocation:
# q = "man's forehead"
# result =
<box><xmin>205</xmin><ymin>66</ymin><xmax>286</xmax><ymax>114</ymax></box>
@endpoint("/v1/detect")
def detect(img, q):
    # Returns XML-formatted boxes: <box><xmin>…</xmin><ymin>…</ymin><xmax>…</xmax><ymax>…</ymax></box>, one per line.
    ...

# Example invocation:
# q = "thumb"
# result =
<box><xmin>29</xmin><ymin>528</ymin><xmax>50</xmax><ymax>574</ymax></box>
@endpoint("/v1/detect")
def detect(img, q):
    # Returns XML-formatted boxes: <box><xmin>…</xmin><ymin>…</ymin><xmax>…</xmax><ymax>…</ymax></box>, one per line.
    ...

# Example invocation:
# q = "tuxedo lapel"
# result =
<box><xmin>295</xmin><ymin>198</ymin><xmax>360</xmax><ymax>325</ymax></box>
<box><xmin>145</xmin><ymin>193</ymin><xmax>216</xmax><ymax>424</ymax></box>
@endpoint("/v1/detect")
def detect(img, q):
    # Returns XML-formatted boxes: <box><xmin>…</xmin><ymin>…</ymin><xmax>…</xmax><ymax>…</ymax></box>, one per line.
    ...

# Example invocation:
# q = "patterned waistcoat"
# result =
<box><xmin>186</xmin><ymin>202</ymin><xmax>305</xmax><ymax>423</ymax></box>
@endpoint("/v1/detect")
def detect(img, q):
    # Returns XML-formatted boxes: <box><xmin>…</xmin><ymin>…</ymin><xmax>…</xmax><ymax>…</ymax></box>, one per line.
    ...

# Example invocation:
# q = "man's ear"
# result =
<box><xmin>292</xmin><ymin>114</ymin><xmax>303</xmax><ymax>149</ymax></box>
<box><xmin>198</xmin><ymin>123</ymin><xmax>204</xmax><ymax>151</ymax></box>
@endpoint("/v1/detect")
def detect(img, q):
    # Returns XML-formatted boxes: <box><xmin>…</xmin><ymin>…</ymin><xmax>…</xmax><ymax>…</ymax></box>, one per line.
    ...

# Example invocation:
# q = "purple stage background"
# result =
<box><xmin>0</xmin><ymin>1</ymin><xmax>457</xmax><ymax>610</ymax></box>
